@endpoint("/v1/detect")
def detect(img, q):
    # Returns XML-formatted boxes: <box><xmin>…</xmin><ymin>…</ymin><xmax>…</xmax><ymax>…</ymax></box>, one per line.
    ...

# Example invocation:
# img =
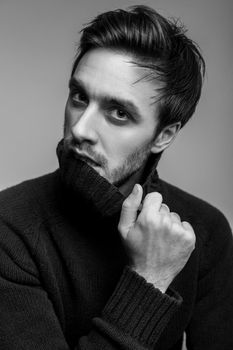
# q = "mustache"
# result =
<box><xmin>64</xmin><ymin>137</ymin><xmax>107</xmax><ymax>166</ymax></box>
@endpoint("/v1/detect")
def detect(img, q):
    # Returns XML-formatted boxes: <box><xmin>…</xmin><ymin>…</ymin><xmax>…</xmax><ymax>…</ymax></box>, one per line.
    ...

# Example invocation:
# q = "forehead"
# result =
<box><xmin>73</xmin><ymin>48</ymin><xmax>159</xmax><ymax>114</ymax></box>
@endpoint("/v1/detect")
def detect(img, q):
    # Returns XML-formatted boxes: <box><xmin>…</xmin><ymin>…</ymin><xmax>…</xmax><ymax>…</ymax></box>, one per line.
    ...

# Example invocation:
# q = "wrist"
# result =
<box><xmin>131</xmin><ymin>267</ymin><xmax>169</xmax><ymax>293</ymax></box>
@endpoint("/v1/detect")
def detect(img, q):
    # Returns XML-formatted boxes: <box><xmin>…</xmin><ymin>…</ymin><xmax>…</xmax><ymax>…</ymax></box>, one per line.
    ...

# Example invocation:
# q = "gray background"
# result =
<box><xmin>0</xmin><ymin>0</ymin><xmax>232</xmax><ymax>228</ymax></box>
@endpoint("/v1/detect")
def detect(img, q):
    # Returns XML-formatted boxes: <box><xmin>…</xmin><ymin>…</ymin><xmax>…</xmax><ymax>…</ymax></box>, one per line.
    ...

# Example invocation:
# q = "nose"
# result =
<box><xmin>71</xmin><ymin>104</ymin><xmax>98</xmax><ymax>144</ymax></box>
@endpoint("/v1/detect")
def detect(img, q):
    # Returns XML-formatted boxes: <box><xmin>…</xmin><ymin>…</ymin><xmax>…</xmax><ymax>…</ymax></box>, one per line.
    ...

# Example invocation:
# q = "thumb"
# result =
<box><xmin>118</xmin><ymin>184</ymin><xmax>143</xmax><ymax>239</ymax></box>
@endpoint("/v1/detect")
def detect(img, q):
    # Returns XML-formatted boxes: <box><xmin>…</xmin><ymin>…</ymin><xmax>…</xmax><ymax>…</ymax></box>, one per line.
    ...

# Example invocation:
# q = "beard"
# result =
<box><xmin>63</xmin><ymin>136</ymin><xmax>153</xmax><ymax>187</ymax></box>
<box><xmin>109</xmin><ymin>142</ymin><xmax>153</xmax><ymax>187</ymax></box>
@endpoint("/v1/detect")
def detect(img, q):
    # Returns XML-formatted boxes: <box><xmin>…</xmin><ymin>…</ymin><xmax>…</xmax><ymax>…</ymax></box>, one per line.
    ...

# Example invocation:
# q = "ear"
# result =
<box><xmin>150</xmin><ymin>122</ymin><xmax>181</xmax><ymax>154</ymax></box>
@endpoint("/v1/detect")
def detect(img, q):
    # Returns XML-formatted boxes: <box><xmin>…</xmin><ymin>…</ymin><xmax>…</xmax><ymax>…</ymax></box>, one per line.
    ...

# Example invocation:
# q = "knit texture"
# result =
<box><xmin>0</xmin><ymin>139</ymin><xmax>233</xmax><ymax>349</ymax></box>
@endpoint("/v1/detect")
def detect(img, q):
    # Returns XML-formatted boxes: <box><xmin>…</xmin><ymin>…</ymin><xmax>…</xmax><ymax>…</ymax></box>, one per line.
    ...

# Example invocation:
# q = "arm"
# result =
<box><xmin>0</xmin><ymin>217</ymin><xmax>181</xmax><ymax>350</ymax></box>
<box><xmin>185</xmin><ymin>211</ymin><xmax>233</xmax><ymax>349</ymax></box>
<box><xmin>80</xmin><ymin>267</ymin><xmax>182</xmax><ymax>349</ymax></box>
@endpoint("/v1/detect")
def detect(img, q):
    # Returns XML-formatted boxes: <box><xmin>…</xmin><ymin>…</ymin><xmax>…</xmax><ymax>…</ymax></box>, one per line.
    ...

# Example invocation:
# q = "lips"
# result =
<box><xmin>72</xmin><ymin>149</ymin><xmax>99</xmax><ymax>166</ymax></box>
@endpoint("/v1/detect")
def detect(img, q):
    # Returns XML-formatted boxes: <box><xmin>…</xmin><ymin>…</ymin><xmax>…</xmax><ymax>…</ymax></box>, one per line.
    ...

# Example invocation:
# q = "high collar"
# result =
<box><xmin>56</xmin><ymin>139</ymin><xmax>162</xmax><ymax>220</ymax></box>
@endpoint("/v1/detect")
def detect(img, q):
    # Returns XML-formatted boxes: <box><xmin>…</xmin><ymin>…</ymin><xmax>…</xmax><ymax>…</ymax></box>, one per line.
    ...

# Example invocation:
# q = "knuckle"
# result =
<box><xmin>171</xmin><ymin>222</ymin><xmax>196</xmax><ymax>250</ymax></box>
<box><xmin>144</xmin><ymin>192</ymin><xmax>163</xmax><ymax>204</ymax></box>
<box><xmin>160</xmin><ymin>204</ymin><xmax>170</xmax><ymax>215</ymax></box>
<box><xmin>182</xmin><ymin>222</ymin><xmax>195</xmax><ymax>239</ymax></box>
<box><xmin>171</xmin><ymin>221</ymin><xmax>182</xmax><ymax>235</ymax></box>
<box><xmin>161</xmin><ymin>203</ymin><xmax>170</xmax><ymax>211</ymax></box>
<box><xmin>188</xmin><ymin>230</ymin><xmax>196</xmax><ymax>246</ymax></box>
<box><xmin>170</xmin><ymin>212</ymin><xmax>180</xmax><ymax>221</ymax></box>
<box><xmin>143</xmin><ymin>211</ymin><xmax>156</xmax><ymax>226</ymax></box>
<box><xmin>182</xmin><ymin>220</ymin><xmax>194</xmax><ymax>232</ymax></box>
<box><xmin>182</xmin><ymin>229</ymin><xmax>196</xmax><ymax>249</ymax></box>
<box><xmin>161</xmin><ymin>213</ymin><xmax>172</xmax><ymax>228</ymax></box>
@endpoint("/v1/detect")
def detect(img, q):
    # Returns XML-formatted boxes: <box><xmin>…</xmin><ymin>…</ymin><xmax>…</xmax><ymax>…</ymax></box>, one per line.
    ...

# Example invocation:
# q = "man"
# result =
<box><xmin>0</xmin><ymin>5</ymin><xmax>232</xmax><ymax>349</ymax></box>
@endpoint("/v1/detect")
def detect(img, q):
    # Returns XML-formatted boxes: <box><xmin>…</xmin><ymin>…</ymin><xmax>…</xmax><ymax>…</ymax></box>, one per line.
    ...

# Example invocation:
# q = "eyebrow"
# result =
<box><xmin>68</xmin><ymin>77</ymin><xmax>142</xmax><ymax>121</ymax></box>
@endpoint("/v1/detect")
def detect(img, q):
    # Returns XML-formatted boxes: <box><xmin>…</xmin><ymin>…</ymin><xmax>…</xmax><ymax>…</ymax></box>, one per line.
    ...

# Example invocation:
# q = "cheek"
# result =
<box><xmin>103</xmin><ymin>127</ymin><xmax>153</xmax><ymax>164</ymax></box>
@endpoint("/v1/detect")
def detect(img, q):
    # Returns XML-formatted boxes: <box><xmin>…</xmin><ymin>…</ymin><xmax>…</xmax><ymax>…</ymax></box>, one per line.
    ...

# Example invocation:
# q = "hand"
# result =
<box><xmin>118</xmin><ymin>184</ymin><xmax>196</xmax><ymax>293</ymax></box>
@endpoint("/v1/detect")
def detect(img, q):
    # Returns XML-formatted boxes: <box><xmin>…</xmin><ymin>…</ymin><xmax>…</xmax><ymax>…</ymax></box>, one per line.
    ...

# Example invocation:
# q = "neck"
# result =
<box><xmin>118</xmin><ymin>164</ymin><xmax>147</xmax><ymax>197</ymax></box>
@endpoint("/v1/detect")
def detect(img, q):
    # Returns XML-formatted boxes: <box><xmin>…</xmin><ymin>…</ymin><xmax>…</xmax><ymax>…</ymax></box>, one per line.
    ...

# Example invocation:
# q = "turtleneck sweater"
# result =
<box><xmin>0</xmin><ymin>139</ymin><xmax>233</xmax><ymax>349</ymax></box>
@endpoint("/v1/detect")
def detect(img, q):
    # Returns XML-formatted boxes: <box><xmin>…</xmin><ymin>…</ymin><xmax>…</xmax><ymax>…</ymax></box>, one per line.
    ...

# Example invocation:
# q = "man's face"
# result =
<box><xmin>64</xmin><ymin>48</ymin><xmax>160</xmax><ymax>186</ymax></box>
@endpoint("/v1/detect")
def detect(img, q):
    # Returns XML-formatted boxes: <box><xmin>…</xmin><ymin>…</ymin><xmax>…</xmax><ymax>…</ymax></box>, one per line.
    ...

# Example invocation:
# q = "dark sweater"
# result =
<box><xmin>0</xmin><ymin>141</ymin><xmax>233</xmax><ymax>349</ymax></box>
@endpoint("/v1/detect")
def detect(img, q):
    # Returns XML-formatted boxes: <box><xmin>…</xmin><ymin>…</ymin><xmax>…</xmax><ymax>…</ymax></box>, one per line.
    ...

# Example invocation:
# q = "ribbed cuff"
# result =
<box><xmin>102</xmin><ymin>266</ymin><xmax>182</xmax><ymax>346</ymax></box>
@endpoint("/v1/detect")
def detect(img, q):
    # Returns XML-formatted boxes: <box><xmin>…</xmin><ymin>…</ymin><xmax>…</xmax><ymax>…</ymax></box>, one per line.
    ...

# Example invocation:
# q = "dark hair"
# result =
<box><xmin>71</xmin><ymin>5</ymin><xmax>205</xmax><ymax>131</ymax></box>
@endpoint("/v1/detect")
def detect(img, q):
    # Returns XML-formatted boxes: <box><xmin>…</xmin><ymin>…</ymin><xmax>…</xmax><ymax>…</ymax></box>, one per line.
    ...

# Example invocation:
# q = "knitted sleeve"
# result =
<box><xmin>79</xmin><ymin>267</ymin><xmax>182</xmax><ymax>349</ymax></box>
<box><xmin>0</xmin><ymin>216</ymin><xmax>182</xmax><ymax>350</ymax></box>
<box><xmin>185</xmin><ymin>210</ymin><xmax>233</xmax><ymax>349</ymax></box>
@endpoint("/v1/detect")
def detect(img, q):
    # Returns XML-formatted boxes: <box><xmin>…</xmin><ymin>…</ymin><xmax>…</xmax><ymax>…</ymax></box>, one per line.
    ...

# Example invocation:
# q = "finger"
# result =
<box><xmin>142</xmin><ymin>192</ymin><xmax>163</xmax><ymax>212</ymax></box>
<box><xmin>160</xmin><ymin>203</ymin><xmax>170</xmax><ymax>215</ymax></box>
<box><xmin>170</xmin><ymin>212</ymin><xmax>180</xmax><ymax>223</ymax></box>
<box><xmin>118</xmin><ymin>184</ymin><xmax>143</xmax><ymax>238</ymax></box>
<box><xmin>182</xmin><ymin>221</ymin><xmax>196</xmax><ymax>247</ymax></box>
<box><xmin>138</xmin><ymin>203</ymin><xmax>143</xmax><ymax>212</ymax></box>
<box><xmin>182</xmin><ymin>221</ymin><xmax>194</xmax><ymax>231</ymax></box>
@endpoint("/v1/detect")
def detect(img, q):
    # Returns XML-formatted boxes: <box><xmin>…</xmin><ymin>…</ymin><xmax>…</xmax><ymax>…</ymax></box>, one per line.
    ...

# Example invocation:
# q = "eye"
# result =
<box><xmin>110</xmin><ymin>109</ymin><xmax>130</xmax><ymax>121</ymax></box>
<box><xmin>70</xmin><ymin>90</ymin><xmax>88</xmax><ymax>105</ymax></box>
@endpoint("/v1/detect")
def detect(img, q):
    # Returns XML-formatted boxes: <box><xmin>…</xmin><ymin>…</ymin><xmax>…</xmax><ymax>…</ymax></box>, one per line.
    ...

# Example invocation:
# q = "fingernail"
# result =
<box><xmin>132</xmin><ymin>184</ymin><xmax>139</xmax><ymax>194</ymax></box>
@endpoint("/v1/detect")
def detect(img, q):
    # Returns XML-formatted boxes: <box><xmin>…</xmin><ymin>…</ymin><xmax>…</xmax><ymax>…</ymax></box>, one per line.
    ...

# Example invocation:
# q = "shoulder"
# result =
<box><xmin>0</xmin><ymin>170</ymin><xmax>61</xmax><ymax>272</ymax></box>
<box><xmin>0</xmin><ymin>170</ymin><xmax>60</xmax><ymax>229</ymax></box>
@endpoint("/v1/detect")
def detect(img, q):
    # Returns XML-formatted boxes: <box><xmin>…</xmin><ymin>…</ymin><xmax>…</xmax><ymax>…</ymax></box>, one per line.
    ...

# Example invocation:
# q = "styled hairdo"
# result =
<box><xmin>71</xmin><ymin>5</ymin><xmax>205</xmax><ymax>131</ymax></box>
